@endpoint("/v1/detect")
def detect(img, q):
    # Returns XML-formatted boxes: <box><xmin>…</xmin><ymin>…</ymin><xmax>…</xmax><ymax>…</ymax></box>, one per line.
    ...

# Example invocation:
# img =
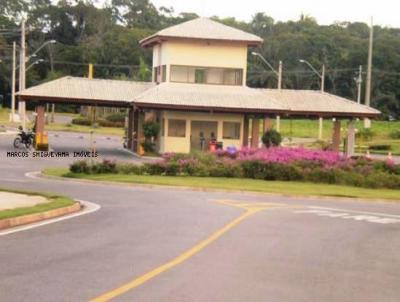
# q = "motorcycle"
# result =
<box><xmin>14</xmin><ymin>126</ymin><xmax>35</xmax><ymax>149</ymax></box>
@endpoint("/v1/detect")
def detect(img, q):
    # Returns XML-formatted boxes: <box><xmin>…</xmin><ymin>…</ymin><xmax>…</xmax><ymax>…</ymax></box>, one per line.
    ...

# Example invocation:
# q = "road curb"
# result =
<box><xmin>0</xmin><ymin>201</ymin><xmax>82</xmax><ymax>230</ymax></box>
<box><xmin>35</xmin><ymin>171</ymin><xmax>400</xmax><ymax>205</ymax></box>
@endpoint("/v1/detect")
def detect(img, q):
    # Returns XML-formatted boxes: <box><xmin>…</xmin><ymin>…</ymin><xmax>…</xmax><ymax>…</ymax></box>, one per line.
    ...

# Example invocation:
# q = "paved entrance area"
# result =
<box><xmin>0</xmin><ymin>132</ymin><xmax>399</xmax><ymax>302</ymax></box>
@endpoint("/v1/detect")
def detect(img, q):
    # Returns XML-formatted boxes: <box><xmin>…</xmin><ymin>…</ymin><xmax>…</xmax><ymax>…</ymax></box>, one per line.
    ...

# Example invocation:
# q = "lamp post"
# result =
<box><xmin>26</xmin><ymin>59</ymin><xmax>44</xmax><ymax>71</ymax></box>
<box><xmin>299</xmin><ymin>59</ymin><xmax>326</xmax><ymax>140</ymax></box>
<box><xmin>252</xmin><ymin>52</ymin><xmax>283</xmax><ymax>132</ymax></box>
<box><xmin>28</xmin><ymin>40</ymin><xmax>56</xmax><ymax>61</ymax></box>
<box><xmin>251</xmin><ymin>52</ymin><xmax>282</xmax><ymax>90</ymax></box>
<box><xmin>299</xmin><ymin>59</ymin><xmax>325</xmax><ymax>92</ymax></box>
<box><xmin>355</xmin><ymin>65</ymin><xmax>362</xmax><ymax>104</ymax></box>
<box><xmin>17</xmin><ymin>33</ymin><xmax>56</xmax><ymax>128</ymax></box>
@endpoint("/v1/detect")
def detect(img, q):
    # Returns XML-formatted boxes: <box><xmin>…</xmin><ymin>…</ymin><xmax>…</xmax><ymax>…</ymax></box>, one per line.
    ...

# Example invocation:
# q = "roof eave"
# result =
<box><xmin>139</xmin><ymin>35</ymin><xmax>263</xmax><ymax>48</ymax></box>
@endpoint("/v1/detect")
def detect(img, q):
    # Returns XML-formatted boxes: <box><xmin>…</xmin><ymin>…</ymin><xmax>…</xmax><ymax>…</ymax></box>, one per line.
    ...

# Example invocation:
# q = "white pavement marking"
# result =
<box><xmin>0</xmin><ymin>200</ymin><xmax>101</xmax><ymax>236</ymax></box>
<box><xmin>25</xmin><ymin>171</ymin><xmax>44</xmax><ymax>179</ymax></box>
<box><xmin>295</xmin><ymin>207</ymin><xmax>400</xmax><ymax>224</ymax></box>
<box><xmin>308</xmin><ymin>206</ymin><xmax>400</xmax><ymax>219</ymax></box>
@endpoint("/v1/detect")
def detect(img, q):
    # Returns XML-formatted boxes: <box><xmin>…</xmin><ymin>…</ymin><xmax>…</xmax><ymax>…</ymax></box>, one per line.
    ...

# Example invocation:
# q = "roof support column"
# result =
<box><xmin>251</xmin><ymin>118</ymin><xmax>260</xmax><ymax>148</ymax></box>
<box><xmin>127</xmin><ymin>107</ymin><xmax>134</xmax><ymax>150</ymax></box>
<box><xmin>35</xmin><ymin>104</ymin><xmax>46</xmax><ymax>134</ymax></box>
<box><xmin>275</xmin><ymin>115</ymin><xmax>281</xmax><ymax>132</ymax></box>
<box><xmin>346</xmin><ymin>119</ymin><xmax>356</xmax><ymax>157</ymax></box>
<box><xmin>137</xmin><ymin>110</ymin><xmax>144</xmax><ymax>155</ymax></box>
<box><xmin>331</xmin><ymin>119</ymin><xmax>341</xmax><ymax>152</ymax></box>
<box><xmin>242</xmin><ymin>115</ymin><xmax>249</xmax><ymax>147</ymax></box>
<box><xmin>318</xmin><ymin>117</ymin><xmax>323</xmax><ymax>140</ymax></box>
<box><xmin>263</xmin><ymin>116</ymin><xmax>272</xmax><ymax>133</ymax></box>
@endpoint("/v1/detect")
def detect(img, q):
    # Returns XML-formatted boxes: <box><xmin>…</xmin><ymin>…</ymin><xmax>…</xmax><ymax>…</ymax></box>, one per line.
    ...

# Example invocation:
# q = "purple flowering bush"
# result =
<box><xmin>69</xmin><ymin>147</ymin><xmax>400</xmax><ymax>189</ymax></box>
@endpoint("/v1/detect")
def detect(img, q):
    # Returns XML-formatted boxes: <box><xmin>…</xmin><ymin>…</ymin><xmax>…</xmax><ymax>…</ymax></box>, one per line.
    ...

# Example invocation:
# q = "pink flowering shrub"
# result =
<box><xmin>69</xmin><ymin>147</ymin><xmax>400</xmax><ymax>189</ymax></box>
<box><xmin>235</xmin><ymin>147</ymin><xmax>343</xmax><ymax>166</ymax></box>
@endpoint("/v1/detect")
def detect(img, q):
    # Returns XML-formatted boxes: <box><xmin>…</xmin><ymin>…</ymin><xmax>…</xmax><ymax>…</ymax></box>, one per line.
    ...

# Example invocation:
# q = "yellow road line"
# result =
<box><xmin>90</xmin><ymin>208</ymin><xmax>261</xmax><ymax>302</ymax></box>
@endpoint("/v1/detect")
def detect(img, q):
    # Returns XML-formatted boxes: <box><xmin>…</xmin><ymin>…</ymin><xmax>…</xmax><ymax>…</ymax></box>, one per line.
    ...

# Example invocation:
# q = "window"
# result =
<box><xmin>153</xmin><ymin>66</ymin><xmax>159</xmax><ymax>82</ymax></box>
<box><xmin>170</xmin><ymin>65</ymin><xmax>243</xmax><ymax>86</ymax></box>
<box><xmin>161</xmin><ymin>65</ymin><xmax>166</xmax><ymax>82</ymax></box>
<box><xmin>153</xmin><ymin>65</ymin><xmax>166</xmax><ymax>83</ymax></box>
<box><xmin>168</xmin><ymin>119</ymin><xmax>186</xmax><ymax>137</ymax></box>
<box><xmin>224</xmin><ymin>69</ymin><xmax>243</xmax><ymax>85</ymax></box>
<box><xmin>170</xmin><ymin>66</ymin><xmax>188</xmax><ymax>82</ymax></box>
<box><xmin>223</xmin><ymin>122</ymin><xmax>241</xmax><ymax>139</ymax></box>
<box><xmin>195</xmin><ymin>69</ymin><xmax>206</xmax><ymax>83</ymax></box>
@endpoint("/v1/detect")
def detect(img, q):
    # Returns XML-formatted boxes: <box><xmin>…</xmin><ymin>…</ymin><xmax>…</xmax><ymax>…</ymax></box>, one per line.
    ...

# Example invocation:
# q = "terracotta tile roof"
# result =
<box><xmin>18</xmin><ymin>77</ymin><xmax>380</xmax><ymax>117</ymax></box>
<box><xmin>133</xmin><ymin>82</ymin><xmax>287</xmax><ymax>112</ymax></box>
<box><xmin>140</xmin><ymin>17</ymin><xmax>263</xmax><ymax>46</ymax></box>
<box><xmin>133</xmin><ymin>82</ymin><xmax>380</xmax><ymax>117</ymax></box>
<box><xmin>17</xmin><ymin>76</ymin><xmax>154</xmax><ymax>104</ymax></box>
<box><xmin>260</xmin><ymin>89</ymin><xmax>380</xmax><ymax>116</ymax></box>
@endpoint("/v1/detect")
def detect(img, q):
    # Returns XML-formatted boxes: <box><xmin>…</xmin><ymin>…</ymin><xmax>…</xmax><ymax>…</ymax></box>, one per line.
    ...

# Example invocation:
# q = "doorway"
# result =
<box><xmin>190</xmin><ymin>121</ymin><xmax>218</xmax><ymax>151</ymax></box>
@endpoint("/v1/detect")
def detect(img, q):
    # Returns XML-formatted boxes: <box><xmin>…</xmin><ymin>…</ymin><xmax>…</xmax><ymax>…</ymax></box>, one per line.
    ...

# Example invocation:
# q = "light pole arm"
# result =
<box><xmin>252</xmin><ymin>52</ymin><xmax>279</xmax><ymax>76</ymax></box>
<box><xmin>300</xmin><ymin>59</ymin><xmax>322</xmax><ymax>78</ymax></box>
<box><xmin>27</xmin><ymin>40</ymin><xmax>56</xmax><ymax>61</ymax></box>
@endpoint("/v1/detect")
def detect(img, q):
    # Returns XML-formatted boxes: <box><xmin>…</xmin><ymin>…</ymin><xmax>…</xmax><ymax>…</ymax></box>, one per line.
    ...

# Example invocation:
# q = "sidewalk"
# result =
<box><xmin>0</xmin><ymin>192</ymin><xmax>49</xmax><ymax>211</ymax></box>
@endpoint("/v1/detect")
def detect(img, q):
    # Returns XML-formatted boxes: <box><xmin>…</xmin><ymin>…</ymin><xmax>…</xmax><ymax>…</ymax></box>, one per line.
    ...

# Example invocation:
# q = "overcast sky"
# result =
<box><xmin>146</xmin><ymin>0</ymin><xmax>399</xmax><ymax>28</ymax></box>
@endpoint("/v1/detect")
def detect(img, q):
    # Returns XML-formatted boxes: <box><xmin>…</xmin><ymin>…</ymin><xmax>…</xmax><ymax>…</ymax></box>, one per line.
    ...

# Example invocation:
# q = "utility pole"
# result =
<box><xmin>19</xmin><ymin>19</ymin><xmax>26</xmax><ymax>130</ymax></box>
<box><xmin>278</xmin><ymin>60</ymin><xmax>282</xmax><ymax>90</ymax></box>
<box><xmin>276</xmin><ymin>60</ymin><xmax>283</xmax><ymax>131</ymax></box>
<box><xmin>356</xmin><ymin>65</ymin><xmax>363</xmax><ymax>104</ymax></box>
<box><xmin>319</xmin><ymin>64</ymin><xmax>325</xmax><ymax>140</ymax></box>
<box><xmin>321</xmin><ymin>64</ymin><xmax>325</xmax><ymax>92</ymax></box>
<box><xmin>11</xmin><ymin>41</ymin><xmax>16</xmax><ymax>122</ymax></box>
<box><xmin>364</xmin><ymin>17</ymin><xmax>373</xmax><ymax>128</ymax></box>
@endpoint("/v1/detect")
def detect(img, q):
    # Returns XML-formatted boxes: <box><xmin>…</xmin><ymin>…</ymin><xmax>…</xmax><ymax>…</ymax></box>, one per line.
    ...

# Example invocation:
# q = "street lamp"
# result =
<box><xmin>251</xmin><ymin>52</ymin><xmax>283</xmax><ymax>132</ymax></box>
<box><xmin>299</xmin><ymin>59</ymin><xmax>325</xmax><ymax>92</ymax></box>
<box><xmin>27</xmin><ymin>40</ymin><xmax>56</xmax><ymax>61</ymax></box>
<box><xmin>299</xmin><ymin>59</ymin><xmax>326</xmax><ymax>140</ymax></box>
<box><xmin>26</xmin><ymin>59</ymin><xmax>44</xmax><ymax>71</ymax></box>
<box><xmin>251</xmin><ymin>52</ymin><xmax>282</xmax><ymax>90</ymax></box>
<box><xmin>17</xmin><ymin>36</ymin><xmax>56</xmax><ymax>128</ymax></box>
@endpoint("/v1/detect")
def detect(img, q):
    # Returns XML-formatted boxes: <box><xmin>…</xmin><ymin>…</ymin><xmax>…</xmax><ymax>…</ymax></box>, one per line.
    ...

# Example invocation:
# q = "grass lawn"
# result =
<box><xmin>0</xmin><ymin>188</ymin><xmax>76</xmax><ymax>220</ymax></box>
<box><xmin>275</xmin><ymin>118</ymin><xmax>400</xmax><ymax>155</ymax></box>
<box><xmin>44</xmin><ymin>168</ymin><xmax>400</xmax><ymax>201</ymax></box>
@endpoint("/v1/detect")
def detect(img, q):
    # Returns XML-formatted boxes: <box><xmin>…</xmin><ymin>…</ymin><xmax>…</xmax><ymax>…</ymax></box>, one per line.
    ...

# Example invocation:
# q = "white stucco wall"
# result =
<box><xmin>159</xmin><ymin>110</ymin><xmax>244</xmax><ymax>153</ymax></box>
<box><xmin>152</xmin><ymin>40</ymin><xmax>248</xmax><ymax>86</ymax></box>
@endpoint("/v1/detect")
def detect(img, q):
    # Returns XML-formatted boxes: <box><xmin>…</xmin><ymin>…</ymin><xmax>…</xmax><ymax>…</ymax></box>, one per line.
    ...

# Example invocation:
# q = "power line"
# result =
<box><xmin>42</xmin><ymin>59</ymin><xmax>140</xmax><ymax>69</ymax></box>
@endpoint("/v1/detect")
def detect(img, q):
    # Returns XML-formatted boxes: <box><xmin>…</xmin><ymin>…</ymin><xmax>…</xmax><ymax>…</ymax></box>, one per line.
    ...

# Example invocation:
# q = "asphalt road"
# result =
<box><xmin>0</xmin><ymin>132</ymin><xmax>400</xmax><ymax>302</ymax></box>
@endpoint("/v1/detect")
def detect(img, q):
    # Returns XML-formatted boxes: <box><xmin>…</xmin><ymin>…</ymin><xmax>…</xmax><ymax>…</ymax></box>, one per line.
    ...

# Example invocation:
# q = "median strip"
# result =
<box><xmin>0</xmin><ymin>188</ymin><xmax>80</xmax><ymax>231</ymax></box>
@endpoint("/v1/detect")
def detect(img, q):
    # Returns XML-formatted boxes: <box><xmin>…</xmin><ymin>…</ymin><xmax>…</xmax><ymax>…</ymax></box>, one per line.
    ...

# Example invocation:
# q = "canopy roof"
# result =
<box><xmin>17</xmin><ymin>77</ymin><xmax>380</xmax><ymax>118</ymax></box>
<box><xmin>17</xmin><ymin>76</ymin><xmax>154</xmax><ymax>107</ymax></box>
<box><xmin>140</xmin><ymin>17</ymin><xmax>263</xmax><ymax>47</ymax></box>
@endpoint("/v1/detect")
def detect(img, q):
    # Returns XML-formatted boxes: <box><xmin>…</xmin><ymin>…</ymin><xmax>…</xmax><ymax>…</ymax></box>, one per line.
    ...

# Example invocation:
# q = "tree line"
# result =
<box><xmin>0</xmin><ymin>0</ymin><xmax>399</xmax><ymax>119</ymax></box>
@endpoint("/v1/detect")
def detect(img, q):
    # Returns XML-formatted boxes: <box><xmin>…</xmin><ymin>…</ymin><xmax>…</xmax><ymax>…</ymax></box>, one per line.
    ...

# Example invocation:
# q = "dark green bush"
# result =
<box><xmin>241</xmin><ymin>161</ymin><xmax>302</xmax><ymax>181</ymax></box>
<box><xmin>143</xmin><ymin>121</ymin><xmax>160</xmax><ymax>138</ymax></box>
<box><xmin>116</xmin><ymin>163</ymin><xmax>143</xmax><ymax>175</ymax></box>
<box><xmin>369</xmin><ymin>144</ymin><xmax>391</xmax><ymax>151</ymax></box>
<box><xmin>165</xmin><ymin>163</ymin><xmax>179</xmax><ymax>176</ymax></box>
<box><xmin>72</xmin><ymin>118</ymin><xmax>91</xmax><ymax>126</ymax></box>
<box><xmin>143</xmin><ymin>162</ymin><xmax>165</xmax><ymax>175</ymax></box>
<box><xmin>262</xmin><ymin>129</ymin><xmax>282</xmax><ymax>148</ymax></box>
<box><xmin>105</xmin><ymin>112</ymin><xmax>126</xmax><ymax>123</ymax></box>
<box><xmin>97</xmin><ymin>119</ymin><xmax>124</xmax><ymax>128</ymax></box>
<box><xmin>241</xmin><ymin>160</ymin><xmax>268</xmax><ymax>179</ymax></box>
<box><xmin>364</xmin><ymin>173</ymin><xmax>400</xmax><ymax>189</ymax></box>
<box><xmin>208</xmin><ymin>163</ymin><xmax>242</xmax><ymax>178</ymax></box>
<box><xmin>70</xmin><ymin>160</ymin><xmax>90</xmax><ymax>173</ymax></box>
